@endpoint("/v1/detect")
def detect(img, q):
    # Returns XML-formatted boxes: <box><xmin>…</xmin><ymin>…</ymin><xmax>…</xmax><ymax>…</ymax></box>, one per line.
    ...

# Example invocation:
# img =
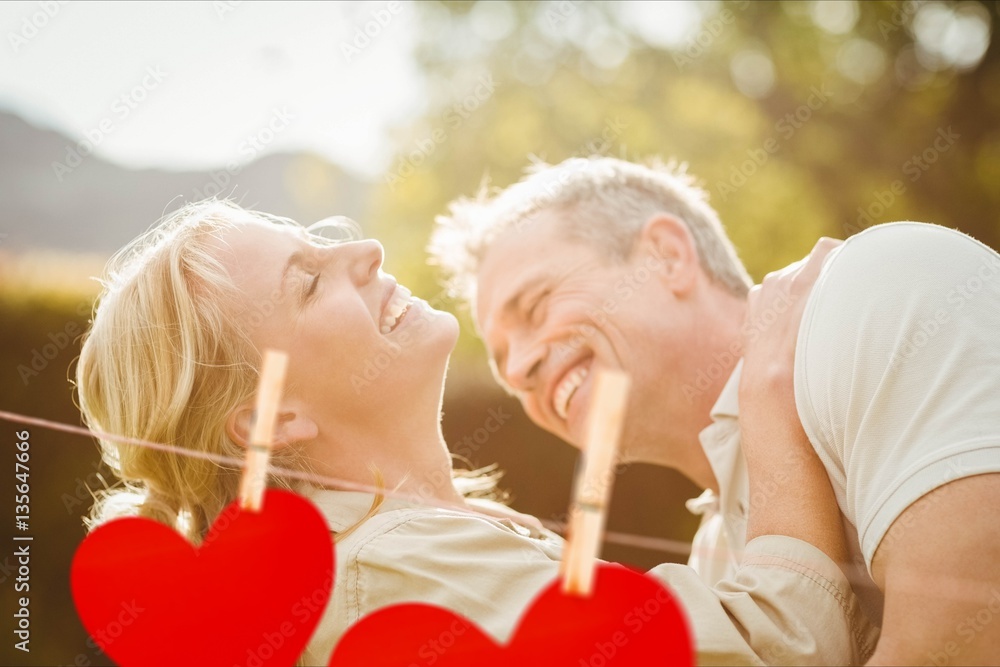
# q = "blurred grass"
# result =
<box><xmin>0</xmin><ymin>253</ymin><xmax>107</xmax><ymax>666</ymax></box>
<box><xmin>0</xmin><ymin>250</ymin><xmax>102</xmax><ymax>308</ymax></box>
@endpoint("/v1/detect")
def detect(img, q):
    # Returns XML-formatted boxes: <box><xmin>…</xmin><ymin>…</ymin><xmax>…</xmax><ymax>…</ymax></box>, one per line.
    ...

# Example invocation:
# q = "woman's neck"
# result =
<box><xmin>304</xmin><ymin>410</ymin><xmax>466</xmax><ymax>507</ymax></box>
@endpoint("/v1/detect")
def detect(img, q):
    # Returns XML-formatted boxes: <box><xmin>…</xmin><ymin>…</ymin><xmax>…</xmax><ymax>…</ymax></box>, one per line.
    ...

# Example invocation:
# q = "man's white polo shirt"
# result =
<box><xmin>688</xmin><ymin>221</ymin><xmax>1000</xmax><ymax>630</ymax></box>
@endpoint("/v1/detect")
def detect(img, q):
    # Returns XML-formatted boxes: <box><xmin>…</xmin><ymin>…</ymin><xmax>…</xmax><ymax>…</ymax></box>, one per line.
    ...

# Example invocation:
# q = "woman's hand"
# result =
<box><xmin>741</xmin><ymin>237</ymin><xmax>841</xmax><ymax>398</ymax></box>
<box><xmin>739</xmin><ymin>238</ymin><xmax>848</xmax><ymax>564</ymax></box>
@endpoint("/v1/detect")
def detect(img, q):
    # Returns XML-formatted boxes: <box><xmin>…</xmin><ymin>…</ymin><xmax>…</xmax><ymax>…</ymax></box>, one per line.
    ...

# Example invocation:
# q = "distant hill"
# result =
<box><xmin>0</xmin><ymin>110</ymin><xmax>373</xmax><ymax>255</ymax></box>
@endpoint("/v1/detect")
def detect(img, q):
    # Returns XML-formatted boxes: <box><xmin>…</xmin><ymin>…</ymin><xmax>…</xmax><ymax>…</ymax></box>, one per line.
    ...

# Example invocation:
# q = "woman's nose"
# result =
<box><xmin>344</xmin><ymin>239</ymin><xmax>383</xmax><ymax>285</ymax></box>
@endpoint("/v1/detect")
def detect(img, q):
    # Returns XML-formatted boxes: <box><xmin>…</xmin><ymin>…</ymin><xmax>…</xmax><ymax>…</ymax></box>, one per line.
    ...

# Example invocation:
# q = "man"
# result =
<box><xmin>430</xmin><ymin>156</ymin><xmax>1000</xmax><ymax>666</ymax></box>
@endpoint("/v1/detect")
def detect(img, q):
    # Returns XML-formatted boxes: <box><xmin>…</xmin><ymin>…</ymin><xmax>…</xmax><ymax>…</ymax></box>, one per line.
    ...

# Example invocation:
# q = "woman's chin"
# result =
<box><xmin>431</xmin><ymin>318</ymin><xmax>461</xmax><ymax>367</ymax></box>
<box><xmin>355</xmin><ymin>307</ymin><xmax>458</xmax><ymax>395</ymax></box>
<box><xmin>417</xmin><ymin>306</ymin><xmax>460</xmax><ymax>351</ymax></box>
<box><xmin>440</xmin><ymin>311</ymin><xmax>461</xmax><ymax>345</ymax></box>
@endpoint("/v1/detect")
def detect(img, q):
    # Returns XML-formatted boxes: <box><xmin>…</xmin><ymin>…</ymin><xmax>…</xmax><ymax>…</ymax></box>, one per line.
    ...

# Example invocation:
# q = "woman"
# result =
<box><xmin>77</xmin><ymin>200</ymin><xmax>863</xmax><ymax>665</ymax></box>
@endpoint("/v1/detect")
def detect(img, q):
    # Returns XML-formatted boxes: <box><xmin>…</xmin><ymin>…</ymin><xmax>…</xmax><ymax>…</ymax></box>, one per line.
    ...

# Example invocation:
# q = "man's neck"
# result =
<box><xmin>634</xmin><ymin>288</ymin><xmax>747</xmax><ymax>492</ymax></box>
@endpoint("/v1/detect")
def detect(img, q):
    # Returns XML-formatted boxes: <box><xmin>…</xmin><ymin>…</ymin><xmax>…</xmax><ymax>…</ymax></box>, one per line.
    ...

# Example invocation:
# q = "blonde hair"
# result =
<box><xmin>430</xmin><ymin>155</ymin><xmax>753</xmax><ymax>304</ymax></box>
<box><xmin>77</xmin><ymin>199</ymin><xmax>502</xmax><ymax>544</ymax></box>
<box><xmin>76</xmin><ymin>200</ymin><xmax>311</xmax><ymax>544</ymax></box>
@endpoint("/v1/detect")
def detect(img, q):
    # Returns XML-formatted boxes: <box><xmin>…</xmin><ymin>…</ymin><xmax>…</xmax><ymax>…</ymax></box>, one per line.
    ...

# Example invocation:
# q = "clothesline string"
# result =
<box><xmin>1</xmin><ymin>408</ymin><xmax>693</xmax><ymax>557</ymax></box>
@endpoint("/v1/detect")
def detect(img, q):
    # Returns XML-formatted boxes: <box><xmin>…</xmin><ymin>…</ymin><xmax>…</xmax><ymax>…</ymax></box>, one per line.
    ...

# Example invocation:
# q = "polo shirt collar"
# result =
<box><xmin>690</xmin><ymin>360</ymin><xmax>748</xmax><ymax>524</ymax></box>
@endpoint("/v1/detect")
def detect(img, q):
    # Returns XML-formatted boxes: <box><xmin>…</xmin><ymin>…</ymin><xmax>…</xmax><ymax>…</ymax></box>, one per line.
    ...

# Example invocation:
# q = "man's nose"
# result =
<box><xmin>505</xmin><ymin>337</ymin><xmax>546</xmax><ymax>392</ymax></box>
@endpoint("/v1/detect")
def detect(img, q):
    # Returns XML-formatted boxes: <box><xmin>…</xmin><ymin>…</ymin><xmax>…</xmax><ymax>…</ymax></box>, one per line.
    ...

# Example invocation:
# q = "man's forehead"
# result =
<box><xmin>476</xmin><ymin>248</ymin><xmax>574</xmax><ymax>334</ymax></box>
<box><xmin>478</xmin><ymin>208</ymin><xmax>568</xmax><ymax>277</ymax></box>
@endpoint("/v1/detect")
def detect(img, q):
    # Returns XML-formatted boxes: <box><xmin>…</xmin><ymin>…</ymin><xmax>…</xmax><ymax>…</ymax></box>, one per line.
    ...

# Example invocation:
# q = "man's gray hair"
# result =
<box><xmin>430</xmin><ymin>156</ymin><xmax>753</xmax><ymax>305</ymax></box>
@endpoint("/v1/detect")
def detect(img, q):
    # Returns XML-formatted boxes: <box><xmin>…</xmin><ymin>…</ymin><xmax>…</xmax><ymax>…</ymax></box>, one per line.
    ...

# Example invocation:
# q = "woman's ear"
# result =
<box><xmin>638</xmin><ymin>213</ymin><xmax>699</xmax><ymax>296</ymax></box>
<box><xmin>225</xmin><ymin>401</ymin><xmax>319</xmax><ymax>450</ymax></box>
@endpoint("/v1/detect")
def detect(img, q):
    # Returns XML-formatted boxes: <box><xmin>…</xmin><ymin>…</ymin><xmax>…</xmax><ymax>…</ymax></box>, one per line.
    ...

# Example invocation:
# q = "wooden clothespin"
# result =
<box><xmin>561</xmin><ymin>369</ymin><xmax>631</xmax><ymax>597</ymax></box>
<box><xmin>238</xmin><ymin>349</ymin><xmax>289</xmax><ymax>512</ymax></box>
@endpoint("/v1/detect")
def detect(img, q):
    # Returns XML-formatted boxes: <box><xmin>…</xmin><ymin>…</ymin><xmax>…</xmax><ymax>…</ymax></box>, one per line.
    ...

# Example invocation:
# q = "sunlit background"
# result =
<box><xmin>1</xmin><ymin>1</ymin><xmax>998</xmax><ymax>664</ymax></box>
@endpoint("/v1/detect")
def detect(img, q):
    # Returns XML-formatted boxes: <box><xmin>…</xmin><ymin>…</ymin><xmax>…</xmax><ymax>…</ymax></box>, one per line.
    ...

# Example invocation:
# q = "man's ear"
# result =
<box><xmin>637</xmin><ymin>213</ymin><xmax>699</xmax><ymax>296</ymax></box>
<box><xmin>225</xmin><ymin>400</ymin><xmax>319</xmax><ymax>450</ymax></box>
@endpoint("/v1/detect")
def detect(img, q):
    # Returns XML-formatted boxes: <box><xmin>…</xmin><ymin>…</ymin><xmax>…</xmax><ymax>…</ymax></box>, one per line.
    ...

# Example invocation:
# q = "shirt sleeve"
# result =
<box><xmin>316</xmin><ymin>511</ymin><xmax>875</xmax><ymax>666</ymax></box>
<box><xmin>794</xmin><ymin>222</ymin><xmax>1000</xmax><ymax>570</ymax></box>
<box><xmin>648</xmin><ymin>535</ymin><xmax>879</xmax><ymax>666</ymax></box>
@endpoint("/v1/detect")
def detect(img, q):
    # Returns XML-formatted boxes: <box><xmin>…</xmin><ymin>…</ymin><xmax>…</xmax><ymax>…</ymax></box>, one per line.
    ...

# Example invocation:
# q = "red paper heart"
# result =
<box><xmin>71</xmin><ymin>489</ymin><xmax>334</xmax><ymax>667</ymax></box>
<box><xmin>328</xmin><ymin>563</ymin><xmax>693</xmax><ymax>666</ymax></box>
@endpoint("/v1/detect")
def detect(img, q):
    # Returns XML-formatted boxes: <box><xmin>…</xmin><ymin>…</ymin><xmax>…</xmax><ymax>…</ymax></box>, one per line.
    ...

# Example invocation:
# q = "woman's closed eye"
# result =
<box><xmin>303</xmin><ymin>273</ymin><xmax>320</xmax><ymax>301</ymax></box>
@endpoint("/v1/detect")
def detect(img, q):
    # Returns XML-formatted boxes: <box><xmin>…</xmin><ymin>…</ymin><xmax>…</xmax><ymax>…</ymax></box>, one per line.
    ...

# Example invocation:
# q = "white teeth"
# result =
<box><xmin>380</xmin><ymin>285</ymin><xmax>413</xmax><ymax>334</ymax></box>
<box><xmin>554</xmin><ymin>364</ymin><xmax>590</xmax><ymax>420</ymax></box>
